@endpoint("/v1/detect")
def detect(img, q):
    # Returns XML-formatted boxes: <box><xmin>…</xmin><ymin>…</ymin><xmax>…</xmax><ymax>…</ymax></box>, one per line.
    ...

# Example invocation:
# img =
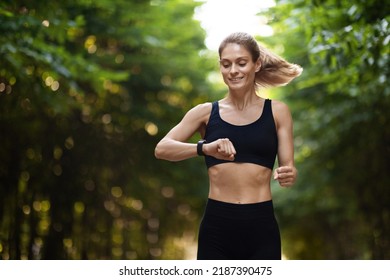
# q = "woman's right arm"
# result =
<box><xmin>154</xmin><ymin>103</ymin><xmax>211</xmax><ymax>161</ymax></box>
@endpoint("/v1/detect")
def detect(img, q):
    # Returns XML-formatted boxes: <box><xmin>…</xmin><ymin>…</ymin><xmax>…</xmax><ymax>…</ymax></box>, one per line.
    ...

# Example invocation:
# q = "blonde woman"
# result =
<box><xmin>155</xmin><ymin>32</ymin><xmax>302</xmax><ymax>260</ymax></box>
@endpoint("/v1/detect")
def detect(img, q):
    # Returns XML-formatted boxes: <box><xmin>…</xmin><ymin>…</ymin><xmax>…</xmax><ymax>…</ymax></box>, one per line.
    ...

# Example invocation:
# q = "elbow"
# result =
<box><xmin>154</xmin><ymin>143</ymin><xmax>163</xmax><ymax>159</ymax></box>
<box><xmin>154</xmin><ymin>138</ymin><xmax>181</xmax><ymax>162</ymax></box>
<box><xmin>154</xmin><ymin>140</ymin><xmax>169</xmax><ymax>160</ymax></box>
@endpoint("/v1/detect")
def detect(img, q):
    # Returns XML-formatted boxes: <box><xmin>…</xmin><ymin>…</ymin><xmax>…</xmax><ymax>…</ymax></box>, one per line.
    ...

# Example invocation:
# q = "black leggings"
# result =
<box><xmin>197</xmin><ymin>198</ymin><xmax>281</xmax><ymax>260</ymax></box>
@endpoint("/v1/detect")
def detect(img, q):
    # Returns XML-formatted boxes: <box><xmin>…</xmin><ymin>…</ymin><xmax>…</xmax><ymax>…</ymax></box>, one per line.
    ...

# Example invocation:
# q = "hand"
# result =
<box><xmin>204</xmin><ymin>138</ymin><xmax>236</xmax><ymax>161</ymax></box>
<box><xmin>273</xmin><ymin>166</ymin><xmax>297</xmax><ymax>187</ymax></box>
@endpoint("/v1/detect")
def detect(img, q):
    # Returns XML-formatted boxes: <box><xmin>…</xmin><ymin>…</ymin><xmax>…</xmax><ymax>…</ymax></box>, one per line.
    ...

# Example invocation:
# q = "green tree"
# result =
<box><xmin>0</xmin><ymin>0</ymin><xmax>213</xmax><ymax>259</ymax></box>
<box><xmin>264</xmin><ymin>0</ymin><xmax>390</xmax><ymax>259</ymax></box>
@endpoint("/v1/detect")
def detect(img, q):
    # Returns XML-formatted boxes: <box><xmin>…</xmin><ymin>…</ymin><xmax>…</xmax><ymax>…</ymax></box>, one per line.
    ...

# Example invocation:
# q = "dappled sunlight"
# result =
<box><xmin>85</xmin><ymin>35</ymin><xmax>97</xmax><ymax>54</ymax></box>
<box><xmin>1</xmin><ymin>0</ymin><xmax>388</xmax><ymax>261</ymax></box>
<box><xmin>145</xmin><ymin>121</ymin><xmax>158</xmax><ymax>136</ymax></box>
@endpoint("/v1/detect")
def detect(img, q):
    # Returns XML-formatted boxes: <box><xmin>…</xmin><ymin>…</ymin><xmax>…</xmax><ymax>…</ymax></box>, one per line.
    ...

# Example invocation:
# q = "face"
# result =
<box><xmin>219</xmin><ymin>43</ymin><xmax>261</xmax><ymax>91</ymax></box>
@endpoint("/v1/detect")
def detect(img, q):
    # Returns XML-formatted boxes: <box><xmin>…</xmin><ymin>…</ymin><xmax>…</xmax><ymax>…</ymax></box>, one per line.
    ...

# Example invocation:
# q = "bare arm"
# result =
<box><xmin>272</xmin><ymin>101</ymin><xmax>297</xmax><ymax>187</ymax></box>
<box><xmin>155</xmin><ymin>102</ymin><xmax>237</xmax><ymax>162</ymax></box>
<box><xmin>154</xmin><ymin>103</ymin><xmax>211</xmax><ymax>161</ymax></box>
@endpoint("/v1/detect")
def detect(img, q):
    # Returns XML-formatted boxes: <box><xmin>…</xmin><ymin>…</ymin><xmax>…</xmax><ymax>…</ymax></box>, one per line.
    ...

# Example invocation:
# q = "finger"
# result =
<box><xmin>274</xmin><ymin>168</ymin><xmax>291</xmax><ymax>178</ymax></box>
<box><xmin>282</xmin><ymin>177</ymin><xmax>295</xmax><ymax>185</ymax></box>
<box><xmin>217</xmin><ymin>142</ymin><xmax>230</xmax><ymax>158</ymax></box>
<box><xmin>276</xmin><ymin>172</ymin><xmax>293</xmax><ymax>179</ymax></box>
<box><xmin>223</xmin><ymin>139</ymin><xmax>232</xmax><ymax>155</ymax></box>
<box><xmin>276</xmin><ymin>166</ymin><xmax>293</xmax><ymax>174</ymax></box>
<box><xmin>219</xmin><ymin>139</ymin><xmax>235</xmax><ymax>156</ymax></box>
<box><xmin>217</xmin><ymin>139</ymin><xmax>227</xmax><ymax>153</ymax></box>
<box><xmin>229</xmin><ymin>140</ymin><xmax>236</xmax><ymax>155</ymax></box>
<box><xmin>279</xmin><ymin>180</ymin><xmax>293</xmax><ymax>187</ymax></box>
<box><xmin>227</xmin><ymin>153</ymin><xmax>235</xmax><ymax>160</ymax></box>
<box><xmin>225</xmin><ymin>140</ymin><xmax>233</xmax><ymax>155</ymax></box>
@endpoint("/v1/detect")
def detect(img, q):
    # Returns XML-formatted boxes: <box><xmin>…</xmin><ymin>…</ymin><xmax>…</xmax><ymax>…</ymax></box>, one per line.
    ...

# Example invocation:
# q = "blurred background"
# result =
<box><xmin>0</xmin><ymin>0</ymin><xmax>389</xmax><ymax>260</ymax></box>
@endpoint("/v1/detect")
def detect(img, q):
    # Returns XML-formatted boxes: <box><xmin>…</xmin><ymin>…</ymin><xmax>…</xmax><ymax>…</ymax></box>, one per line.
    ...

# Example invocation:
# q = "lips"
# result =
<box><xmin>229</xmin><ymin>77</ymin><xmax>244</xmax><ymax>82</ymax></box>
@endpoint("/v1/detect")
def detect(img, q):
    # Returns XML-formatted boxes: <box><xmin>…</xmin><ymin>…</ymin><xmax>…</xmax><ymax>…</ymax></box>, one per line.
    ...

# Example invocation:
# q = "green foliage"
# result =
<box><xmin>3</xmin><ymin>0</ymin><xmax>388</xmax><ymax>261</ymax></box>
<box><xmin>264</xmin><ymin>0</ymin><xmax>390</xmax><ymax>259</ymax></box>
<box><xmin>0</xmin><ymin>0</ymin><xmax>213</xmax><ymax>259</ymax></box>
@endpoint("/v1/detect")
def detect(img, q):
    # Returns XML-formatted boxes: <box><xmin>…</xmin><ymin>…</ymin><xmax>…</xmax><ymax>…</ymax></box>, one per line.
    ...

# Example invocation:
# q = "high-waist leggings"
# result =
<box><xmin>197</xmin><ymin>198</ymin><xmax>281</xmax><ymax>260</ymax></box>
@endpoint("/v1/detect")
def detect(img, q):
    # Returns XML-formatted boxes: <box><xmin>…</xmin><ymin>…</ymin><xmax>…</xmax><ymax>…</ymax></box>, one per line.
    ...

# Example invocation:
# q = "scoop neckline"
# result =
<box><xmin>215</xmin><ymin>99</ymin><xmax>268</xmax><ymax>127</ymax></box>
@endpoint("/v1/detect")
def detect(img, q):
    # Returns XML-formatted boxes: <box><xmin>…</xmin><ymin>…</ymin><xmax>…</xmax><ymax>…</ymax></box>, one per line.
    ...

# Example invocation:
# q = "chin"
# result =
<box><xmin>229</xmin><ymin>81</ymin><xmax>248</xmax><ymax>89</ymax></box>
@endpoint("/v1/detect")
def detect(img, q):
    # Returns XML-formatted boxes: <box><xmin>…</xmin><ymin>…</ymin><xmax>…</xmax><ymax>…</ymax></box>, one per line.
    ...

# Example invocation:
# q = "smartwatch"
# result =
<box><xmin>197</xmin><ymin>140</ymin><xmax>206</xmax><ymax>156</ymax></box>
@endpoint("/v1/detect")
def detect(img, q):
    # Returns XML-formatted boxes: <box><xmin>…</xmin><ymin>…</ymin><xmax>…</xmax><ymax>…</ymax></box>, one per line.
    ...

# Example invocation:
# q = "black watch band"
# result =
<box><xmin>197</xmin><ymin>140</ymin><xmax>206</xmax><ymax>156</ymax></box>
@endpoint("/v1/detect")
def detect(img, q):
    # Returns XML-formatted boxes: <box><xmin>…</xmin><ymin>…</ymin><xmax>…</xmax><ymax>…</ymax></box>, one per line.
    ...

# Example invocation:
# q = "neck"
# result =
<box><xmin>226</xmin><ymin>88</ymin><xmax>260</xmax><ymax>111</ymax></box>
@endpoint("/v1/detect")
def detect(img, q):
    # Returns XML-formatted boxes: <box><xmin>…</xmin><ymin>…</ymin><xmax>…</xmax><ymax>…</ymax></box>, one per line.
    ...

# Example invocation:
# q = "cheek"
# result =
<box><xmin>220</xmin><ymin>65</ymin><xmax>228</xmax><ymax>72</ymax></box>
<box><xmin>242</xmin><ymin>66</ymin><xmax>254</xmax><ymax>74</ymax></box>
<box><xmin>220</xmin><ymin>68</ymin><xmax>229</xmax><ymax>77</ymax></box>
<box><xmin>244</xmin><ymin>68</ymin><xmax>257</xmax><ymax>79</ymax></box>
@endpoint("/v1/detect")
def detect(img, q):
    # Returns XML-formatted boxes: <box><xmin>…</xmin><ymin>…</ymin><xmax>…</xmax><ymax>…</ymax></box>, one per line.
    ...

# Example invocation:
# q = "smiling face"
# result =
<box><xmin>219</xmin><ymin>43</ymin><xmax>261</xmax><ymax>91</ymax></box>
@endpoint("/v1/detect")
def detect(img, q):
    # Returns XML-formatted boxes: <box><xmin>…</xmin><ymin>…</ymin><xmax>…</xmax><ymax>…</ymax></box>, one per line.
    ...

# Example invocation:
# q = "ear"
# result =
<box><xmin>255</xmin><ymin>59</ymin><xmax>262</xmax><ymax>72</ymax></box>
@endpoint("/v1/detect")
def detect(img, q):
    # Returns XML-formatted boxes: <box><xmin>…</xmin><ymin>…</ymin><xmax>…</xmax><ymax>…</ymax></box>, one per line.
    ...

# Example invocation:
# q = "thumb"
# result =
<box><xmin>273</xmin><ymin>169</ymin><xmax>279</xmax><ymax>180</ymax></box>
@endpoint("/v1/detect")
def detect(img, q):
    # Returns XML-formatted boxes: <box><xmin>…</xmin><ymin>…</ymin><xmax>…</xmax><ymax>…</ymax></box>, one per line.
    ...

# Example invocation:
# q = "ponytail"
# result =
<box><xmin>256</xmin><ymin>43</ymin><xmax>302</xmax><ymax>88</ymax></box>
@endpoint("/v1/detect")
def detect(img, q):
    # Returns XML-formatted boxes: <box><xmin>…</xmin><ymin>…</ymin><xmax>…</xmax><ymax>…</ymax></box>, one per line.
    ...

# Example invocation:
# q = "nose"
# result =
<box><xmin>230</xmin><ymin>63</ymin><xmax>238</xmax><ymax>74</ymax></box>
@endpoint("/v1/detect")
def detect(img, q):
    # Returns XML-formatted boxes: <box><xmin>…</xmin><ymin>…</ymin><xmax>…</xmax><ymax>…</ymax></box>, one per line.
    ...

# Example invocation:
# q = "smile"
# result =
<box><xmin>229</xmin><ymin>77</ymin><xmax>244</xmax><ymax>82</ymax></box>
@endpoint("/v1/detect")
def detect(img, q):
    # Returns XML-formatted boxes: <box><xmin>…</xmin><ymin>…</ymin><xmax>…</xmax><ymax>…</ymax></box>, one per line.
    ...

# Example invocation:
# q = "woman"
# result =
<box><xmin>155</xmin><ymin>32</ymin><xmax>302</xmax><ymax>260</ymax></box>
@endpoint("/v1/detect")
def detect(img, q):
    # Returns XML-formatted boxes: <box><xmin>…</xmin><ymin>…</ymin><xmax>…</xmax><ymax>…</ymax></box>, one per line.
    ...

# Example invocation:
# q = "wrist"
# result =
<box><xmin>197</xmin><ymin>140</ymin><xmax>207</xmax><ymax>156</ymax></box>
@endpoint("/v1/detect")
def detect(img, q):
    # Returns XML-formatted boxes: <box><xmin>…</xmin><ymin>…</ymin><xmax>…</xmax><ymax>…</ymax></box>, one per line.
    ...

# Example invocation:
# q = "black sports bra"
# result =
<box><xmin>204</xmin><ymin>99</ymin><xmax>278</xmax><ymax>170</ymax></box>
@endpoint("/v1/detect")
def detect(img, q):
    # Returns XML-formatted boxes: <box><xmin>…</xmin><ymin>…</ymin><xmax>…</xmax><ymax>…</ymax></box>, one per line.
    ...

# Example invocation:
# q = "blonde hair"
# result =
<box><xmin>218</xmin><ymin>32</ymin><xmax>302</xmax><ymax>88</ymax></box>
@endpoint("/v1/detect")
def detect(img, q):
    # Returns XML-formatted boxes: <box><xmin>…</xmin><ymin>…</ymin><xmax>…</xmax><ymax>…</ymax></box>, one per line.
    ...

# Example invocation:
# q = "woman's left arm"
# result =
<box><xmin>272</xmin><ymin>100</ymin><xmax>297</xmax><ymax>187</ymax></box>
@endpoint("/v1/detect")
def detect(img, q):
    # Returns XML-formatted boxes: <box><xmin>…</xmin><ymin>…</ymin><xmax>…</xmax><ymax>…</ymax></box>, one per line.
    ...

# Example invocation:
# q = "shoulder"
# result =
<box><xmin>187</xmin><ymin>102</ymin><xmax>212</xmax><ymax>116</ymax></box>
<box><xmin>270</xmin><ymin>99</ymin><xmax>289</xmax><ymax>110</ymax></box>
<box><xmin>270</xmin><ymin>99</ymin><xmax>292</xmax><ymax>127</ymax></box>
<box><xmin>183</xmin><ymin>102</ymin><xmax>213</xmax><ymax>123</ymax></box>
<box><xmin>270</xmin><ymin>99</ymin><xmax>291</xmax><ymax>115</ymax></box>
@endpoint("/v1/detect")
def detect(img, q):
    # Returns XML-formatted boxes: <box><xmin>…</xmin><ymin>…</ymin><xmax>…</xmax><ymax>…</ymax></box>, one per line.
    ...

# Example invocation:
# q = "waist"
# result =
<box><xmin>208</xmin><ymin>163</ymin><xmax>272</xmax><ymax>203</ymax></box>
<box><xmin>204</xmin><ymin>198</ymin><xmax>275</xmax><ymax>220</ymax></box>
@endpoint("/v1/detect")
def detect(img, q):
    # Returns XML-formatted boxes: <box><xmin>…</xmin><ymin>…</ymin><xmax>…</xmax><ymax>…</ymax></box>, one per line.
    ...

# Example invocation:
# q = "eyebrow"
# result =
<box><xmin>219</xmin><ymin>56</ymin><xmax>250</xmax><ymax>62</ymax></box>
